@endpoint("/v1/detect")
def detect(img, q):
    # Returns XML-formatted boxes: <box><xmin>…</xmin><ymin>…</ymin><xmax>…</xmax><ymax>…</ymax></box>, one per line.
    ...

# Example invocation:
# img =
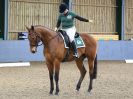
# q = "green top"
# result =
<box><xmin>57</xmin><ymin>11</ymin><xmax>77</xmax><ymax>29</ymax></box>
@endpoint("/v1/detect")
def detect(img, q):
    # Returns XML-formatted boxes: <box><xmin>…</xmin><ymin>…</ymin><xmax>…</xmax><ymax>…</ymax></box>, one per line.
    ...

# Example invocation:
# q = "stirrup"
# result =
<box><xmin>73</xmin><ymin>53</ymin><xmax>79</xmax><ymax>58</ymax></box>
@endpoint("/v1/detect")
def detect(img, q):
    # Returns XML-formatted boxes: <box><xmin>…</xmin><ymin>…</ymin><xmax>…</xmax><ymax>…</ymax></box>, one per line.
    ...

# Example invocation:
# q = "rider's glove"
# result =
<box><xmin>89</xmin><ymin>19</ymin><xmax>94</xmax><ymax>23</ymax></box>
<box><xmin>54</xmin><ymin>27</ymin><xmax>58</xmax><ymax>31</ymax></box>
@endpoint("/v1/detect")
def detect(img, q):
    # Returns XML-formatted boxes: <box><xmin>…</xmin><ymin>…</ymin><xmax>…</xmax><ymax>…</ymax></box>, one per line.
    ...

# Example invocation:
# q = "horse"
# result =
<box><xmin>26</xmin><ymin>25</ymin><xmax>97</xmax><ymax>95</ymax></box>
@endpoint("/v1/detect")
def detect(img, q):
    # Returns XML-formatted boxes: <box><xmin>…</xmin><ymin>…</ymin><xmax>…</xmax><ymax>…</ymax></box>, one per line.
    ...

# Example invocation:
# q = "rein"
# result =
<box><xmin>48</xmin><ymin>32</ymin><xmax>59</xmax><ymax>42</ymax></box>
<box><xmin>37</xmin><ymin>42</ymin><xmax>43</xmax><ymax>46</ymax></box>
<box><xmin>31</xmin><ymin>32</ymin><xmax>59</xmax><ymax>47</ymax></box>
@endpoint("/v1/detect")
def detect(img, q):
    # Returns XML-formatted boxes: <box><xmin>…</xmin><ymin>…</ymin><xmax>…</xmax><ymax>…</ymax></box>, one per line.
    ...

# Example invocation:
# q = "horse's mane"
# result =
<box><xmin>34</xmin><ymin>25</ymin><xmax>55</xmax><ymax>33</ymax></box>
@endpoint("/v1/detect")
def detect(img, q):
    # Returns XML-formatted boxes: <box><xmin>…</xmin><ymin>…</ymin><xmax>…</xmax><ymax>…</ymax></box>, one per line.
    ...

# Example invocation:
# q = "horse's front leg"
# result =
<box><xmin>46</xmin><ymin>62</ymin><xmax>54</xmax><ymax>94</ymax></box>
<box><xmin>54</xmin><ymin>59</ymin><xmax>60</xmax><ymax>95</ymax></box>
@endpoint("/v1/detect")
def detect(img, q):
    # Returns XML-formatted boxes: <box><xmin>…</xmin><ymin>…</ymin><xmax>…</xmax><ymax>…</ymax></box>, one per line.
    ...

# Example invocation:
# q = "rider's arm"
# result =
<box><xmin>55</xmin><ymin>15</ymin><xmax>61</xmax><ymax>31</ymax></box>
<box><xmin>56</xmin><ymin>19</ymin><xmax>61</xmax><ymax>28</ymax></box>
<box><xmin>75</xmin><ymin>15</ymin><xmax>89</xmax><ymax>22</ymax></box>
<box><xmin>56</xmin><ymin>15</ymin><xmax>61</xmax><ymax>28</ymax></box>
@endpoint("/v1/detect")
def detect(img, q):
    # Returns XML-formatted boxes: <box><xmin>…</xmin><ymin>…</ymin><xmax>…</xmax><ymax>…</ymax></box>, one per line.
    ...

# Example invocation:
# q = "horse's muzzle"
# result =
<box><xmin>31</xmin><ymin>46</ymin><xmax>37</xmax><ymax>53</ymax></box>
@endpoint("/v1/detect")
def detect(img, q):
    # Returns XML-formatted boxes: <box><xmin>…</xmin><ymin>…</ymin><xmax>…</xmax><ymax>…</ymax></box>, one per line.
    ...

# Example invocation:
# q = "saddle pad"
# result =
<box><xmin>74</xmin><ymin>36</ymin><xmax>85</xmax><ymax>48</ymax></box>
<box><xmin>60</xmin><ymin>33</ymin><xmax>85</xmax><ymax>48</ymax></box>
<box><xmin>59</xmin><ymin>33</ymin><xmax>69</xmax><ymax>48</ymax></box>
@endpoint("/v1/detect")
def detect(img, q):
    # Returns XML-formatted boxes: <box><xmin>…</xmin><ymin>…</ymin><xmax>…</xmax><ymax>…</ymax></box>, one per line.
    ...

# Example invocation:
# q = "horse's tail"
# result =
<box><xmin>93</xmin><ymin>54</ymin><xmax>97</xmax><ymax>79</ymax></box>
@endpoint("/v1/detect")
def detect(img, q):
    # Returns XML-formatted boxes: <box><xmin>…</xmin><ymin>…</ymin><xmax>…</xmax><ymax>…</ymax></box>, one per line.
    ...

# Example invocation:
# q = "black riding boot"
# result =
<box><xmin>71</xmin><ymin>41</ymin><xmax>79</xmax><ymax>58</ymax></box>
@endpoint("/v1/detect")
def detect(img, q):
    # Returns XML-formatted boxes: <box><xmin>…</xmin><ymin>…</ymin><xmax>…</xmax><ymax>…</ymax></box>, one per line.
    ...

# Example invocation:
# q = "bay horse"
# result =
<box><xmin>26</xmin><ymin>25</ymin><xmax>97</xmax><ymax>95</ymax></box>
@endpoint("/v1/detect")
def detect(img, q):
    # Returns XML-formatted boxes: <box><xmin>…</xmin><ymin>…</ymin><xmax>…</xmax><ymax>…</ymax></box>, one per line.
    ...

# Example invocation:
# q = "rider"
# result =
<box><xmin>55</xmin><ymin>3</ymin><xmax>93</xmax><ymax>58</ymax></box>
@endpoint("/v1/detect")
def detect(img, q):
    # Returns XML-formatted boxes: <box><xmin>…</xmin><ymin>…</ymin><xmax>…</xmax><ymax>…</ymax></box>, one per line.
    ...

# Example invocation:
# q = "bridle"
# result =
<box><xmin>29</xmin><ymin>33</ymin><xmax>43</xmax><ymax>47</ymax></box>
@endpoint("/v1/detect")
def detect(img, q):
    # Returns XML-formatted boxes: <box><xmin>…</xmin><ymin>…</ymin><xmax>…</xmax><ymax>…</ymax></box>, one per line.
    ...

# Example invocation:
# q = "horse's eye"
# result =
<box><xmin>30</xmin><ymin>37</ymin><xmax>35</xmax><ymax>40</ymax></box>
<box><xmin>31</xmin><ymin>37</ymin><xmax>35</xmax><ymax>40</ymax></box>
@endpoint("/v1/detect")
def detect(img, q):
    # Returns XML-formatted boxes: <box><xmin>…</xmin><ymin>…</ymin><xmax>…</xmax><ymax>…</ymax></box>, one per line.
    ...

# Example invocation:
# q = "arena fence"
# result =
<box><xmin>72</xmin><ymin>0</ymin><xmax>118</xmax><ymax>40</ymax></box>
<box><xmin>8</xmin><ymin>0</ymin><xmax>61</xmax><ymax>40</ymax></box>
<box><xmin>7</xmin><ymin>0</ymin><xmax>133</xmax><ymax>40</ymax></box>
<box><xmin>125</xmin><ymin>0</ymin><xmax>133</xmax><ymax>40</ymax></box>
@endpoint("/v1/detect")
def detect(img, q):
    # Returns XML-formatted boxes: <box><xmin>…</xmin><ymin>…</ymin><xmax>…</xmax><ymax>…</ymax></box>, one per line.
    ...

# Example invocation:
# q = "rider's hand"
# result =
<box><xmin>89</xmin><ymin>19</ymin><xmax>94</xmax><ymax>23</ymax></box>
<box><xmin>54</xmin><ymin>27</ymin><xmax>58</xmax><ymax>31</ymax></box>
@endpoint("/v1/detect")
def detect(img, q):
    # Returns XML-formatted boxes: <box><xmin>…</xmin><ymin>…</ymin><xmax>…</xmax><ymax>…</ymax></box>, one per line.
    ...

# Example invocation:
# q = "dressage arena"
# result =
<box><xmin>1</xmin><ymin>0</ymin><xmax>133</xmax><ymax>99</ymax></box>
<box><xmin>0</xmin><ymin>61</ymin><xmax>133</xmax><ymax>99</ymax></box>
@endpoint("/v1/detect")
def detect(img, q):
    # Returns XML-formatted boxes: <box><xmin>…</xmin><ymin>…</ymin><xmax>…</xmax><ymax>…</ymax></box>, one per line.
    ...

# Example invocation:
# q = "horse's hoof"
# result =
<box><xmin>88</xmin><ymin>88</ymin><xmax>92</xmax><ymax>93</ymax></box>
<box><xmin>76</xmin><ymin>85</ymin><xmax>80</xmax><ymax>91</ymax></box>
<box><xmin>88</xmin><ymin>90</ymin><xmax>91</xmax><ymax>93</ymax></box>
<box><xmin>76</xmin><ymin>89</ymin><xmax>80</xmax><ymax>94</ymax></box>
<box><xmin>76</xmin><ymin>87</ymin><xmax>80</xmax><ymax>91</ymax></box>
<box><xmin>49</xmin><ymin>91</ymin><xmax>53</xmax><ymax>95</ymax></box>
<box><xmin>76</xmin><ymin>89</ymin><xmax>79</xmax><ymax>91</ymax></box>
<box><xmin>55</xmin><ymin>92</ymin><xmax>59</xmax><ymax>95</ymax></box>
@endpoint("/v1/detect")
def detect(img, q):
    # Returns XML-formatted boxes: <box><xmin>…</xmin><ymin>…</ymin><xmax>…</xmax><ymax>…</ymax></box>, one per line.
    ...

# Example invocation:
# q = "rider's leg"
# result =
<box><xmin>62</xmin><ymin>26</ymin><xmax>78</xmax><ymax>58</ymax></box>
<box><xmin>71</xmin><ymin>40</ymin><xmax>79</xmax><ymax>58</ymax></box>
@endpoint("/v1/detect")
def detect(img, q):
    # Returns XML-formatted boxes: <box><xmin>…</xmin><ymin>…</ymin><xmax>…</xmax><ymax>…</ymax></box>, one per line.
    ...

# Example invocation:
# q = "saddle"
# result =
<box><xmin>58</xmin><ymin>30</ymin><xmax>80</xmax><ymax>48</ymax></box>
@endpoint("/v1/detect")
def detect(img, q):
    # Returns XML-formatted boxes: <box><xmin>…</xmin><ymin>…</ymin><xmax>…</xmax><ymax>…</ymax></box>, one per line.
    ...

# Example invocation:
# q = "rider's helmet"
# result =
<box><xmin>59</xmin><ymin>3</ymin><xmax>68</xmax><ymax>13</ymax></box>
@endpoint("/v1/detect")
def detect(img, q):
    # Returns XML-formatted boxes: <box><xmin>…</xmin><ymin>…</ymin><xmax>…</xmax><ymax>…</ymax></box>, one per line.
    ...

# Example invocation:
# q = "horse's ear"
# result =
<box><xmin>31</xmin><ymin>25</ymin><xmax>34</xmax><ymax>30</ymax></box>
<box><xmin>25</xmin><ymin>25</ymin><xmax>30</xmax><ymax>32</ymax></box>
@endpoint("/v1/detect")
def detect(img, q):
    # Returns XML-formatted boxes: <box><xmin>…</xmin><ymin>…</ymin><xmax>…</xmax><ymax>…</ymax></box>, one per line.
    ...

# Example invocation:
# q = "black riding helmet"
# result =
<box><xmin>59</xmin><ymin>3</ymin><xmax>68</xmax><ymax>13</ymax></box>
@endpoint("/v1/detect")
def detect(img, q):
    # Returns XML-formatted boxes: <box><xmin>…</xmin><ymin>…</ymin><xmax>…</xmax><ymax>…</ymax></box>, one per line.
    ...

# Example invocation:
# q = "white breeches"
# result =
<box><xmin>62</xmin><ymin>26</ymin><xmax>76</xmax><ymax>42</ymax></box>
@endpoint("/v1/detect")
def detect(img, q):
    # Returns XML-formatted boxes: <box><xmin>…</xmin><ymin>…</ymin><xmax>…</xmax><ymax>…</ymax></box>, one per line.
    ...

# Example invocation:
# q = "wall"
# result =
<box><xmin>8</xmin><ymin>0</ymin><xmax>118</xmax><ymax>40</ymax></box>
<box><xmin>98</xmin><ymin>41</ymin><xmax>133</xmax><ymax>60</ymax></box>
<box><xmin>125</xmin><ymin>0</ymin><xmax>133</xmax><ymax>39</ymax></box>
<box><xmin>72</xmin><ymin>0</ymin><xmax>116</xmax><ymax>34</ymax></box>
<box><xmin>0</xmin><ymin>40</ymin><xmax>44</xmax><ymax>62</ymax></box>
<box><xmin>0</xmin><ymin>40</ymin><xmax>133</xmax><ymax>62</ymax></box>
<box><xmin>6</xmin><ymin>0</ymin><xmax>133</xmax><ymax>40</ymax></box>
<box><xmin>0</xmin><ymin>0</ymin><xmax>4</xmax><ymax>39</ymax></box>
<box><xmin>8</xmin><ymin>0</ymin><xmax>61</xmax><ymax>39</ymax></box>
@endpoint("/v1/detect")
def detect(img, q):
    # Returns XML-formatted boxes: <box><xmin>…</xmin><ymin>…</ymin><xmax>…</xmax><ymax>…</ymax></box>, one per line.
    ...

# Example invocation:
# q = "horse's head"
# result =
<box><xmin>26</xmin><ymin>25</ymin><xmax>41</xmax><ymax>53</ymax></box>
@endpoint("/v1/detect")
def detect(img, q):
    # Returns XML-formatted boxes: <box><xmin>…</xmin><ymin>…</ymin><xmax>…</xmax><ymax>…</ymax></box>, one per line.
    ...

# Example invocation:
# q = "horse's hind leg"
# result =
<box><xmin>87</xmin><ymin>59</ymin><xmax>95</xmax><ymax>92</ymax></box>
<box><xmin>75</xmin><ymin>59</ymin><xmax>87</xmax><ymax>91</ymax></box>
<box><xmin>93</xmin><ymin>54</ymin><xmax>97</xmax><ymax>79</ymax></box>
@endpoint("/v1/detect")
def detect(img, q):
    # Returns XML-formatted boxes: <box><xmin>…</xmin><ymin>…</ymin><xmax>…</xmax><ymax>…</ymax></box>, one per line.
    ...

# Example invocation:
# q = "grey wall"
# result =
<box><xmin>0</xmin><ymin>40</ymin><xmax>133</xmax><ymax>62</ymax></box>
<box><xmin>98</xmin><ymin>41</ymin><xmax>133</xmax><ymax>60</ymax></box>
<box><xmin>0</xmin><ymin>40</ymin><xmax>44</xmax><ymax>62</ymax></box>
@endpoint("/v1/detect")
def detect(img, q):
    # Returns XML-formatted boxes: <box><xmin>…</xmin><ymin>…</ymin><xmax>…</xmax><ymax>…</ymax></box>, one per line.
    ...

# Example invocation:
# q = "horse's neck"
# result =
<box><xmin>39</xmin><ymin>27</ymin><xmax>57</xmax><ymax>46</ymax></box>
